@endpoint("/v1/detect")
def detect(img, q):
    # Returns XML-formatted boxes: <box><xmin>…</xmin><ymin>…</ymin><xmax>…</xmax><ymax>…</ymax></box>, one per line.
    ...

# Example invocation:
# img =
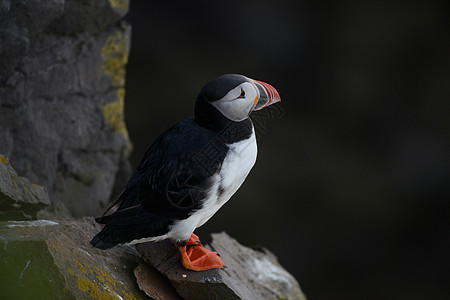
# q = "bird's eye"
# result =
<box><xmin>238</xmin><ymin>89</ymin><xmax>245</xmax><ymax>99</ymax></box>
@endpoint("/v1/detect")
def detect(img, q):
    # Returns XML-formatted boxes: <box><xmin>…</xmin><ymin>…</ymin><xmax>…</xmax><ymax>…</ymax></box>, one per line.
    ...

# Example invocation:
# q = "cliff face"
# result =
<box><xmin>0</xmin><ymin>0</ymin><xmax>132</xmax><ymax>217</ymax></box>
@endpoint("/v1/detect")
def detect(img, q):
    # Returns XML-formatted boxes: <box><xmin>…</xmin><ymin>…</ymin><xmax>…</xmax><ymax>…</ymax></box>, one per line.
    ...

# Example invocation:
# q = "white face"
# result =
<box><xmin>210</xmin><ymin>81</ymin><xmax>260</xmax><ymax>122</ymax></box>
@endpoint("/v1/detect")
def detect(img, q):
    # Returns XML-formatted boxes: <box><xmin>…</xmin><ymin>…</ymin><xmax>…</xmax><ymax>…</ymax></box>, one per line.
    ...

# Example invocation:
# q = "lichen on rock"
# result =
<box><xmin>101</xmin><ymin>30</ymin><xmax>130</xmax><ymax>88</ymax></box>
<box><xmin>0</xmin><ymin>0</ymin><xmax>133</xmax><ymax>217</ymax></box>
<box><xmin>0</xmin><ymin>218</ymin><xmax>146</xmax><ymax>300</ymax></box>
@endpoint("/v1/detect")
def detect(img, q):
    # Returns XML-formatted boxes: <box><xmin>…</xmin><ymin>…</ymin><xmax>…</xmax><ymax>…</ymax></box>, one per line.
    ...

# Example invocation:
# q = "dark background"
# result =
<box><xmin>123</xmin><ymin>1</ymin><xmax>449</xmax><ymax>299</ymax></box>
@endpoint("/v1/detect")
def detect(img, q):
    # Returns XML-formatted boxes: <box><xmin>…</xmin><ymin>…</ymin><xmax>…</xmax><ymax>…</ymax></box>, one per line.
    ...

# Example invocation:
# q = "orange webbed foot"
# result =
<box><xmin>178</xmin><ymin>233</ymin><xmax>226</xmax><ymax>271</ymax></box>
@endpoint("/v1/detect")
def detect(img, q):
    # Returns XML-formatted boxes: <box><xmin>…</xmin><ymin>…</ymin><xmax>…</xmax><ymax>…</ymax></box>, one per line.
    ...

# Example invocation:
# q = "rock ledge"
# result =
<box><xmin>136</xmin><ymin>232</ymin><xmax>306</xmax><ymax>300</ymax></box>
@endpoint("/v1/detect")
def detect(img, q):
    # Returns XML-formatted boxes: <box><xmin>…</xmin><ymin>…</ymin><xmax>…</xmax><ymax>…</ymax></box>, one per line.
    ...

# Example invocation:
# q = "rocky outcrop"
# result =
<box><xmin>0</xmin><ymin>216</ymin><xmax>306</xmax><ymax>300</ymax></box>
<box><xmin>136</xmin><ymin>233</ymin><xmax>306</xmax><ymax>300</ymax></box>
<box><xmin>0</xmin><ymin>155</ymin><xmax>50</xmax><ymax>220</ymax></box>
<box><xmin>0</xmin><ymin>218</ymin><xmax>147</xmax><ymax>299</ymax></box>
<box><xmin>0</xmin><ymin>0</ymin><xmax>132</xmax><ymax>217</ymax></box>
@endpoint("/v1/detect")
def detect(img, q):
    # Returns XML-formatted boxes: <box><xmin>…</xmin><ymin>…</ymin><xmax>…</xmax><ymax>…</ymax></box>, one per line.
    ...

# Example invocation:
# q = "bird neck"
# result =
<box><xmin>194</xmin><ymin>97</ymin><xmax>253</xmax><ymax>144</ymax></box>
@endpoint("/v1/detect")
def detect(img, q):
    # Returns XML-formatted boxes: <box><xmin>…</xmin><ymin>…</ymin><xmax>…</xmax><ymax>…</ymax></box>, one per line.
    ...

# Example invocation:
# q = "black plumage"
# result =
<box><xmin>91</xmin><ymin>106</ymin><xmax>253</xmax><ymax>249</ymax></box>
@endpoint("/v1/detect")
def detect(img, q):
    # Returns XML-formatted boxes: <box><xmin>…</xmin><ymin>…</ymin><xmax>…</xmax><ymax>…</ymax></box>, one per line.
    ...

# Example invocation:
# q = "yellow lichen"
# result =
<box><xmin>108</xmin><ymin>0</ymin><xmax>129</xmax><ymax>10</ymax></box>
<box><xmin>77</xmin><ymin>277</ymin><xmax>92</xmax><ymax>292</ymax></box>
<box><xmin>74</xmin><ymin>268</ymin><xmax>139</xmax><ymax>300</ymax></box>
<box><xmin>0</xmin><ymin>156</ymin><xmax>8</xmax><ymax>164</ymax></box>
<box><xmin>96</xmin><ymin>274</ymin><xmax>105</xmax><ymax>283</ymax></box>
<box><xmin>122</xmin><ymin>291</ymin><xmax>139</xmax><ymax>300</ymax></box>
<box><xmin>102</xmin><ymin>91</ymin><xmax>130</xmax><ymax>140</ymax></box>
<box><xmin>77</xmin><ymin>277</ymin><xmax>118</xmax><ymax>300</ymax></box>
<box><xmin>101</xmin><ymin>31</ymin><xmax>129</xmax><ymax>88</ymax></box>
<box><xmin>100</xmin><ymin>30</ymin><xmax>132</xmax><ymax>153</ymax></box>
<box><xmin>101</xmin><ymin>269</ymin><xmax>116</xmax><ymax>287</ymax></box>
<box><xmin>76</xmin><ymin>260</ymin><xmax>88</xmax><ymax>274</ymax></box>
<box><xmin>70</xmin><ymin>258</ymin><xmax>137</xmax><ymax>299</ymax></box>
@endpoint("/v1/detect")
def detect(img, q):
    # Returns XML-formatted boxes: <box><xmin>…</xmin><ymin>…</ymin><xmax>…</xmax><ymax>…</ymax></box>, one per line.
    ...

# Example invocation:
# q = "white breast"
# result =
<box><xmin>167</xmin><ymin>128</ymin><xmax>258</xmax><ymax>243</ymax></box>
<box><xmin>217</xmin><ymin>130</ymin><xmax>258</xmax><ymax>208</ymax></box>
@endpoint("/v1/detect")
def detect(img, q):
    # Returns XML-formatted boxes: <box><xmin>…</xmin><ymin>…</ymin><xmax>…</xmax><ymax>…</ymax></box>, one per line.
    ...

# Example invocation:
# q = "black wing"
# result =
<box><xmin>91</xmin><ymin>119</ymin><xmax>228</xmax><ymax>248</ymax></box>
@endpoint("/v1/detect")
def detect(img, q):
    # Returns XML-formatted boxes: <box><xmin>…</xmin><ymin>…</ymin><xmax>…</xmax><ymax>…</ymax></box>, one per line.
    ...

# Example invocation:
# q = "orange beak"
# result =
<box><xmin>252</xmin><ymin>79</ymin><xmax>281</xmax><ymax>111</ymax></box>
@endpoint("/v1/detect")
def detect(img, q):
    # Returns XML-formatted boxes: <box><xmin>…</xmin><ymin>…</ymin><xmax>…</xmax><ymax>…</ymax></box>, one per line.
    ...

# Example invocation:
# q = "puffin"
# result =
<box><xmin>91</xmin><ymin>74</ymin><xmax>281</xmax><ymax>271</ymax></box>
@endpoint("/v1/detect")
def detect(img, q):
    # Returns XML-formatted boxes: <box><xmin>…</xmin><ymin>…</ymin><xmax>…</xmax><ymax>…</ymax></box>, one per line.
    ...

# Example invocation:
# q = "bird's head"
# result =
<box><xmin>195</xmin><ymin>74</ymin><xmax>281</xmax><ymax>123</ymax></box>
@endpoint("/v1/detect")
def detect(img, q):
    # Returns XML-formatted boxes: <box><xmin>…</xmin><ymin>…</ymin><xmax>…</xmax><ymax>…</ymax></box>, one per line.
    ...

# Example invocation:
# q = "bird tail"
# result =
<box><xmin>90</xmin><ymin>204</ymin><xmax>173</xmax><ymax>249</ymax></box>
<box><xmin>90</xmin><ymin>226</ymin><xmax>120</xmax><ymax>250</ymax></box>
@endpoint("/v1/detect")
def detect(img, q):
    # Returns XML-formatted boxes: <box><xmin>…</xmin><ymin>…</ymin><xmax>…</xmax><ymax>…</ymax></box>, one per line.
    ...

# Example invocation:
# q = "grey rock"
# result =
<box><xmin>0</xmin><ymin>217</ymin><xmax>147</xmax><ymax>299</ymax></box>
<box><xmin>47</xmin><ymin>0</ymin><xmax>129</xmax><ymax>35</ymax></box>
<box><xmin>0</xmin><ymin>155</ymin><xmax>50</xmax><ymax>220</ymax></box>
<box><xmin>134</xmin><ymin>262</ymin><xmax>183</xmax><ymax>300</ymax></box>
<box><xmin>136</xmin><ymin>232</ymin><xmax>307</xmax><ymax>300</ymax></box>
<box><xmin>0</xmin><ymin>0</ymin><xmax>132</xmax><ymax>217</ymax></box>
<box><xmin>0</xmin><ymin>0</ymin><xmax>11</xmax><ymax>16</ymax></box>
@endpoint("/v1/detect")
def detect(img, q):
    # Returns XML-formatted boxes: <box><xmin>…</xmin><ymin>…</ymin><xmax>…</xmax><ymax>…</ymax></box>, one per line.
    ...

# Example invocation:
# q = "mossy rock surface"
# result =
<box><xmin>0</xmin><ymin>218</ymin><xmax>147</xmax><ymax>300</ymax></box>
